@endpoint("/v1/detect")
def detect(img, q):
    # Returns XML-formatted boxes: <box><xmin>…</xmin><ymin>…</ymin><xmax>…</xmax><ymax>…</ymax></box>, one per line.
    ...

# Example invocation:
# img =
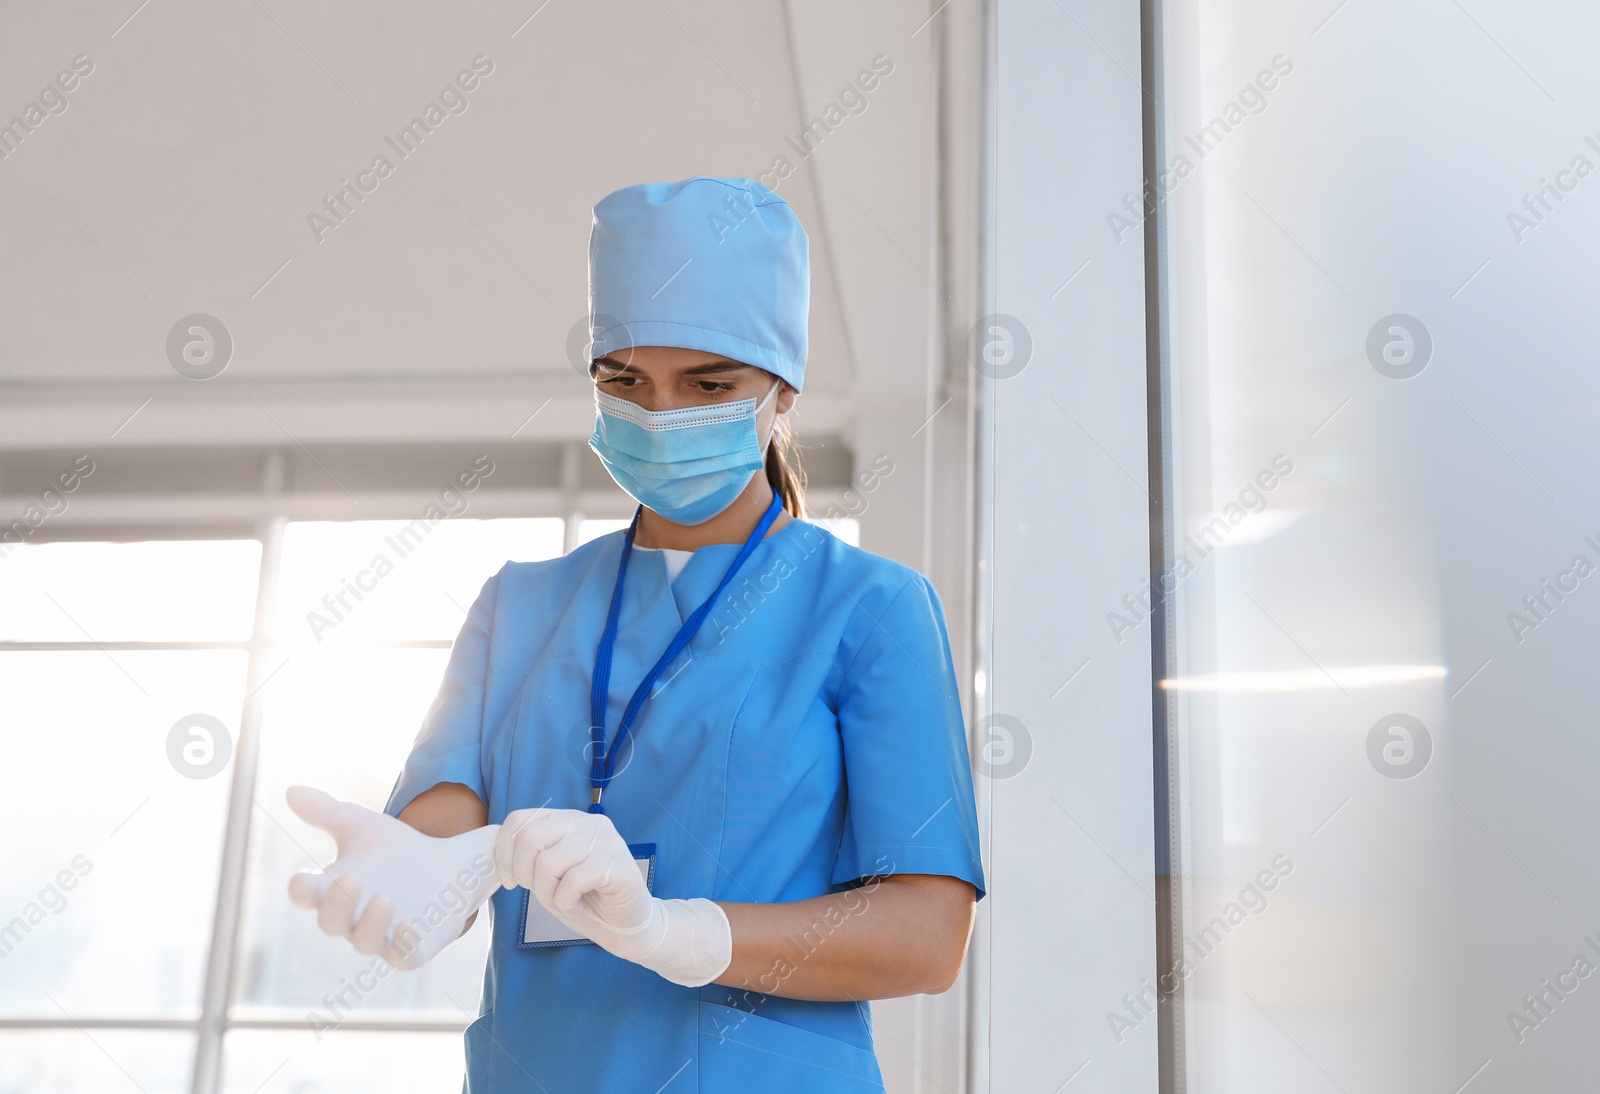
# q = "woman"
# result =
<box><xmin>287</xmin><ymin>176</ymin><xmax>986</xmax><ymax>1091</ymax></box>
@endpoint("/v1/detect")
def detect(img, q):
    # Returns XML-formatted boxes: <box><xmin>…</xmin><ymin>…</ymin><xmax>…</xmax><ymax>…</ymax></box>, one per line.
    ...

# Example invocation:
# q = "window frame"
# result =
<box><xmin>0</xmin><ymin>505</ymin><xmax>591</xmax><ymax>1094</ymax></box>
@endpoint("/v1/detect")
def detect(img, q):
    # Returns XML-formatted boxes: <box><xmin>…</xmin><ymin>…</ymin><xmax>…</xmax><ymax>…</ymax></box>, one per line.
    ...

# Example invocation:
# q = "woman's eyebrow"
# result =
<box><xmin>680</xmin><ymin>361</ymin><xmax>751</xmax><ymax>376</ymax></box>
<box><xmin>592</xmin><ymin>357</ymin><xmax>751</xmax><ymax>377</ymax></box>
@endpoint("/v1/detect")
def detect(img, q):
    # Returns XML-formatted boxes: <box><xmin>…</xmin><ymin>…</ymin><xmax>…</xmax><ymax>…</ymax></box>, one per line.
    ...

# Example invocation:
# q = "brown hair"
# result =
<box><xmin>765</xmin><ymin>406</ymin><xmax>806</xmax><ymax>519</ymax></box>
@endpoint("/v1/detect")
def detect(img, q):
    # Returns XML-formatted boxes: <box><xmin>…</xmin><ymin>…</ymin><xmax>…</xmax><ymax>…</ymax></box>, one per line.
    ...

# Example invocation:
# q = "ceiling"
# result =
<box><xmin>0</xmin><ymin>0</ymin><xmax>961</xmax><ymax>459</ymax></box>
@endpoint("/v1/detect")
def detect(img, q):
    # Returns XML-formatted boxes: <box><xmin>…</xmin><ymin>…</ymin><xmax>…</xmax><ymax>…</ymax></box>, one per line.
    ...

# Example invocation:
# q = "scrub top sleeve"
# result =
<box><xmin>831</xmin><ymin>575</ymin><xmax>987</xmax><ymax>900</ymax></box>
<box><xmin>382</xmin><ymin>564</ymin><xmax>503</xmax><ymax>819</ymax></box>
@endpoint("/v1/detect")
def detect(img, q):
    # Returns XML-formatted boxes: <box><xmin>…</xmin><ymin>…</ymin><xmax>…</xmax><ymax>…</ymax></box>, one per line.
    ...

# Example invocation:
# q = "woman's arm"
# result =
<box><xmin>397</xmin><ymin>780</ymin><xmax>487</xmax><ymax>836</ymax></box>
<box><xmin>714</xmin><ymin>873</ymin><xmax>977</xmax><ymax>1000</ymax></box>
<box><xmin>413</xmin><ymin>789</ymin><xmax>978</xmax><ymax>997</ymax></box>
<box><xmin>398</xmin><ymin>782</ymin><xmax>490</xmax><ymax>936</ymax></box>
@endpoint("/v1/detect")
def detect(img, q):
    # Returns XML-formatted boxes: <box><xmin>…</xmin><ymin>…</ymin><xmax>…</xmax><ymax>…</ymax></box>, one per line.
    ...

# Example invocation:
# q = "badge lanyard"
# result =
<box><xmin>586</xmin><ymin>490</ymin><xmax>784</xmax><ymax>815</ymax></box>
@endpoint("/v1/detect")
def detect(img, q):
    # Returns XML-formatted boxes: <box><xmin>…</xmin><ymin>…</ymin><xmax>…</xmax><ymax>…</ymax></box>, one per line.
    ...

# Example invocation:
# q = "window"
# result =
<box><xmin>0</xmin><ymin>520</ymin><xmax>562</xmax><ymax>1092</ymax></box>
<box><xmin>0</xmin><ymin>538</ymin><xmax>258</xmax><ymax>1092</ymax></box>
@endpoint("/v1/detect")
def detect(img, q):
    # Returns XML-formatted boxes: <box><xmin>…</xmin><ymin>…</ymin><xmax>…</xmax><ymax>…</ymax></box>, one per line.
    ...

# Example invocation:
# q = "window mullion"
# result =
<box><xmin>189</xmin><ymin>513</ymin><xmax>288</xmax><ymax>1094</ymax></box>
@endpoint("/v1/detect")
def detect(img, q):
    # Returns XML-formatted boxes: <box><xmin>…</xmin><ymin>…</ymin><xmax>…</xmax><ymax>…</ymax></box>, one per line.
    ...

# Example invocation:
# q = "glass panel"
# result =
<box><xmin>0</xmin><ymin>1029</ymin><xmax>194</xmax><ymax>1093</ymax></box>
<box><xmin>235</xmin><ymin>647</ymin><xmax>490</xmax><ymax>1015</ymax></box>
<box><xmin>0</xmin><ymin>651</ymin><xmax>242</xmax><ymax>1017</ymax></box>
<box><xmin>0</xmin><ymin>539</ymin><xmax>260</xmax><ymax>642</ymax></box>
<box><xmin>271</xmin><ymin>519</ymin><xmax>563</xmax><ymax>648</ymax></box>
<box><xmin>221</xmin><ymin>1028</ymin><xmax>466</xmax><ymax>1094</ymax></box>
<box><xmin>1156</xmin><ymin>3</ymin><xmax>1600</xmax><ymax>1090</ymax></box>
<box><xmin>576</xmin><ymin>518</ymin><xmax>628</xmax><ymax>546</ymax></box>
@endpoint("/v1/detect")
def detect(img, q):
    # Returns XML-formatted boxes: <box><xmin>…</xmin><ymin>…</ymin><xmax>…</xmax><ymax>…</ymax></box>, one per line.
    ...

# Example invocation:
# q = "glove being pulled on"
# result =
<box><xmin>285</xmin><ymin>785</ymin><xmax>501</xmax><ymax>970</ymax></box>
<box><xmin>494</xmin><ymin>807</ymin><xmax>732</xmax><ymax>987</ymax></box>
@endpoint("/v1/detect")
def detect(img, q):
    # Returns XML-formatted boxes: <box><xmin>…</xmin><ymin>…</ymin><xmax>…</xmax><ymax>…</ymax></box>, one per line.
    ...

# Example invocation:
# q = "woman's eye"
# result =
<box><xmin>695</xmin><ymin>381</ymin><xmax>736</xmax><ymax>394</ymax></box>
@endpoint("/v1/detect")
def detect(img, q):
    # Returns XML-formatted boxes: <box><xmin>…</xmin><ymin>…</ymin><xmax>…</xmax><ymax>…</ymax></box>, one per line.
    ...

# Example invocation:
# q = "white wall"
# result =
<box><xmin>977</xmin><ymin>1</ymin><xmax>1159</xmax><ymax>1091</ymax></box>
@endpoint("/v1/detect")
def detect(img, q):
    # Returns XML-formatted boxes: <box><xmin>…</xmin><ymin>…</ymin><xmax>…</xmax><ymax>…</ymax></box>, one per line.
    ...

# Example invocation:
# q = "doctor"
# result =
<box><xmin>287</xmin><ymin>176</ymin><xmax>986</xmax><ymax>1091</ymax></box>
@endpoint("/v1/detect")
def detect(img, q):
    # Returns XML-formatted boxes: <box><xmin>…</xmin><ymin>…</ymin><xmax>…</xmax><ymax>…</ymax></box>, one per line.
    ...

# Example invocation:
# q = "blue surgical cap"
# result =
<box><xmin>588</xmin><ymin>176</ymin><xmax>810</xmax><ymax>392</ymax></box>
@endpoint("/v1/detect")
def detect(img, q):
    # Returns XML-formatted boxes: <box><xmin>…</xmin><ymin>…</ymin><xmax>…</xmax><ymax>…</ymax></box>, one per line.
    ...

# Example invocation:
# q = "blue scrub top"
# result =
<box><xmin>385</xmin><ymin>518</ymin><xmax>987</xmax><ymax>1092</ymax></box>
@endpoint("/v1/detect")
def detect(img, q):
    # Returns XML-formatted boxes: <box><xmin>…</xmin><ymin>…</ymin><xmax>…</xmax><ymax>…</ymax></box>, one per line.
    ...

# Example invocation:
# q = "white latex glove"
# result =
<box><xmin>285</xmin><ymin>785</ymin><xmax>502</xmax><ymax>970</ymax></box>
<box><xmin>494</xmin><ymin>807</ymin><xmax>732</xmax><ymax>988</ymax></box>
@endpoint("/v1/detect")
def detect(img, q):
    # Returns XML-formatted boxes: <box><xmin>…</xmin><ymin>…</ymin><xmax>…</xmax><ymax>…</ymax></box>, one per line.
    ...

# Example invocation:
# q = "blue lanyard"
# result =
<box><xmin>587</xmin><ymin>491</ymin><xmax>784</xmax><ymax>814</ymax></box>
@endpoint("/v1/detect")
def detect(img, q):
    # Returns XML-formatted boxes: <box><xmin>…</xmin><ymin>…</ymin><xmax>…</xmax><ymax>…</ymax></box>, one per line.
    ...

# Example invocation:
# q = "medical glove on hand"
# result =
<box><xmin>285</xmin><ymin>785</ymin><xmax>501</xmax><ymax>970</ymax></box>
<box><xmin>494</xmin><ymin>807</ymin><xmax>732</xmax><ymax>988</ymax></box>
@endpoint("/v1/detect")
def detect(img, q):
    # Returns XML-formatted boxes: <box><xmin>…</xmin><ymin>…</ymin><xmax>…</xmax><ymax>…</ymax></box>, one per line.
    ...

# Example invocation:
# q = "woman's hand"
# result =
<box><xmin>494</xmin><ymin>807</ymin><xmax>650</xmax><ymax>928</ymax></box>
<box><xmin>285</xmin><ymin>785</ymin><xmax>501</xmax><ymax>970</ymax></box>
<box><xmin>494</xmin><ymin>807</ymin><xmax>732</xmax><ymax>987</ymax></box>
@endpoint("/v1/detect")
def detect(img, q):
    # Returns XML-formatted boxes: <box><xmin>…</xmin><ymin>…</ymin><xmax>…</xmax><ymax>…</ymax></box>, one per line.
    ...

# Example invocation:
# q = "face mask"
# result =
<box><xmin>589</xmin><ymin>380</ymin><xmax>780</xmax><ymax>525</ymax></box>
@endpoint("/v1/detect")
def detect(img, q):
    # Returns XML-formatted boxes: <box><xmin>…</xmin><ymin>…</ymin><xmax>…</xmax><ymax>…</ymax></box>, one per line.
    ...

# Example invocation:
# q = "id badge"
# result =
<box><xmin>517</xmin><ymin>843</ymin><xmax>656</xmax><ymax>948</ymax></box>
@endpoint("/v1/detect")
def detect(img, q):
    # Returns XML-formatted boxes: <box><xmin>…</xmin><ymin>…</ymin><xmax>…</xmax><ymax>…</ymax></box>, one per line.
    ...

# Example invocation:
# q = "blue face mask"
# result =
<box><xmin>589</xmin><ymin>380</ymin><xmax>781</xmax><ymax>525</ymax></box>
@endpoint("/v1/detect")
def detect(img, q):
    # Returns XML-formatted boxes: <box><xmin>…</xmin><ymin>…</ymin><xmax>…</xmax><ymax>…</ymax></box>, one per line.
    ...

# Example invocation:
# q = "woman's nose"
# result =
<box><xmin>645</xmin><ymin>391</ymin><xmax>689</xmax><ymax>411</ymax></box>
